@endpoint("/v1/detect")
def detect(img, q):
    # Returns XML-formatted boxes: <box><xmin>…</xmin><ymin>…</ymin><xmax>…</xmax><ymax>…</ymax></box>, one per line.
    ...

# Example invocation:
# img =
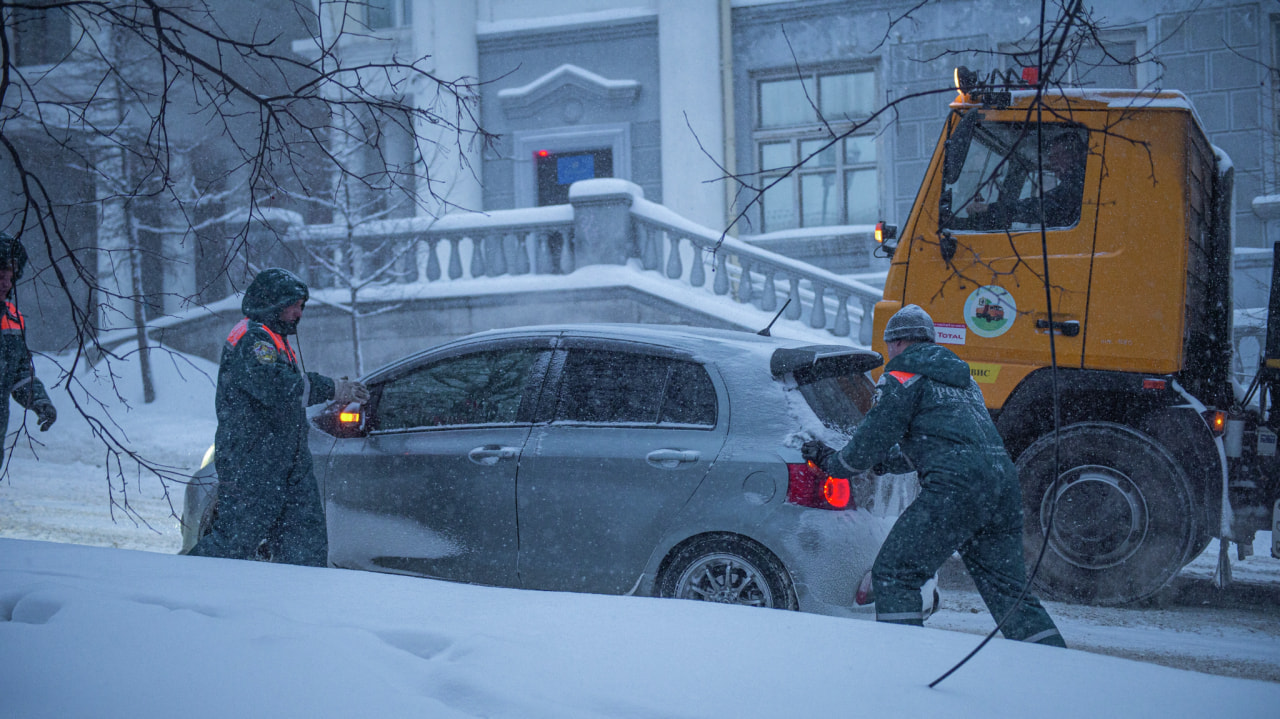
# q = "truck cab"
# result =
<box><xmin>876</xmin><ymin>70</ymin><xmax>1258</xmax><ymax>605</ymax></box>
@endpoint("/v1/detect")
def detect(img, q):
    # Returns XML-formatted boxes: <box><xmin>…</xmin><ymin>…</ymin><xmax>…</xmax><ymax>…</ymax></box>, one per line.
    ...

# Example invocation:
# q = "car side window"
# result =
<box><xmin>555</xmin><ymin>349</ymin><xmax>717</xmax><ymax>427</ymax></box>
<box><xmin>942</xmin><ymin>122</ymin><xmax>1088</xmax><ymax>232</ymax></box>
<box><xmin>375</xmin><ymin>348</ymin><xmax>542</xmax><ymax>431</ymax></box>
<box><xmin>658</xmin><ymin>360</ymin><xmax>717</xmax><ymax>426</ymax></box>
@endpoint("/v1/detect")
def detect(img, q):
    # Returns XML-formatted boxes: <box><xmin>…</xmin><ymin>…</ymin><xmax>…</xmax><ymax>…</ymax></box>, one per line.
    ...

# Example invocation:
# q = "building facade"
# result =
<box><xmin>460</xmin><ymin>1</ymin><xmax>1278</xmax><ymax>253</ymax></box>
<box><xmin>8</xmin><ymin>0</ymin><xmax>1280</xmax><ymax>351</ymax></box>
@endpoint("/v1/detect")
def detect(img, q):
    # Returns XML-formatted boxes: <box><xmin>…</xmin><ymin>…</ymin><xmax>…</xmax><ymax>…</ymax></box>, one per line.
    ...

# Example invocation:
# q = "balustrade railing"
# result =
<box><xmin>288</xmin><ymin>186</ymin><xmax>883</xmax><ymax>345</ymax></box>
<box><xmin>288</xmin><ymin>205</ymin><xmax>576</xmax><ymax>286</ymax></box>
<box><xmin>629</xmin><ymin>198</ymin><xmax>883</xmax><ymax>344</ymax></box>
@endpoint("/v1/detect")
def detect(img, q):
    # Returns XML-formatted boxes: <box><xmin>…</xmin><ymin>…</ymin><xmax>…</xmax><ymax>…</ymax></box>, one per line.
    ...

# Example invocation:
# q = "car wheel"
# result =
<box><xmin>657</xmin><ymin>534</ymin><xmax>798</xmax><ymax>611</ymax></box>
<box><xmin>1016</xmin><ymin>422</ymin><xmax>1196</xmax><ymax>606</ymax></box>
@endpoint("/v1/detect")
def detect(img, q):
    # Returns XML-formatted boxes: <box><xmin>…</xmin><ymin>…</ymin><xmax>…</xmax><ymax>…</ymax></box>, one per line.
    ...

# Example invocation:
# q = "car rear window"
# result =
<box><xmin>796</xmin><ymin>374</ymin><xmax>874</xmax><ymax>434</ymax></box>
<box><xmin>556</xmin><ymin>349</ymin><xmax>716</xmax><ymax>427</ymax></box>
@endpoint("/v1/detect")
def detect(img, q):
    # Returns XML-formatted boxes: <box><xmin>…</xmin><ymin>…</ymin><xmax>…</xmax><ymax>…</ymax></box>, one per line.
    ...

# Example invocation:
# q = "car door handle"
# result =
<box><xmin>646</xmin><ymin>449</ymin><xmax>701</xmax><ymax>468</ymax></box>
<box><xmin>468</xmin><ymin>445</ymin><xmax>520</xmax><ymax>466</ymax></box>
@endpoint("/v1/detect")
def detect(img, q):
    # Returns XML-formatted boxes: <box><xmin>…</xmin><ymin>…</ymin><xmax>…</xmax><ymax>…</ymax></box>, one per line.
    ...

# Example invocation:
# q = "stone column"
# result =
<box><xmin>421</xmin><ymin>0</ymin><xmax>482</xmax><ymax>215</ymax></box>
<box><xmin>568</xmin><ymin>179</ymin><xmax>641</xmax><ymax>267</ymax></box>
<box><xmin>658</xmin><ymin>0</ymin><xmax>725</xmax><ymax>229</ymax></box>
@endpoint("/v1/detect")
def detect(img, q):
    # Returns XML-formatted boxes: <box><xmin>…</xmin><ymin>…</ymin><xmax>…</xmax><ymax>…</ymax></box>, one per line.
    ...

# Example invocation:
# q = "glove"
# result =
<box><xmin>33</xmin><ymin>401</ymin><xmax>57</xmax><ymax>432</ymax></box>
<box><xmin>333</xmin><ymin>378</ymin><xmax>370</xmax><ymax>405</ymax></box>
<box><xmin>801</xmin><ymin>440</ymin><xmax>836</xmax><ymax>473</ymax></box>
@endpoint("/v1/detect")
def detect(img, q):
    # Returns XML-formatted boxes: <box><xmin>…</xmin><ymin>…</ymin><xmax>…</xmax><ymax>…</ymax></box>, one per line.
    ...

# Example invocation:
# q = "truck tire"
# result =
<box><xmin>1016</xmin><ymin>422</ymin><xmax>1196</xmax><ymax>606</ymax></box>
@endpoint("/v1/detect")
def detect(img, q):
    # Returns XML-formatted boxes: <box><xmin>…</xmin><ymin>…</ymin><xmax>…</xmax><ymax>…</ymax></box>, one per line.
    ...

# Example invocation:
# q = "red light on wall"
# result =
<box><xmin>536</xmin><ymin>149</ymin><xmax>550</xmax><ymax>157</ymax></box>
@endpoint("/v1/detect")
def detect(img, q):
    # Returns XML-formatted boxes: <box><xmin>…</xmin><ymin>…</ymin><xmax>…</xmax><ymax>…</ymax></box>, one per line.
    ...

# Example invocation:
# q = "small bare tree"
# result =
<box><xmin>0</xmin><ymin>0</ymin><xmax>494</xmax><ymax>512</ymax></box>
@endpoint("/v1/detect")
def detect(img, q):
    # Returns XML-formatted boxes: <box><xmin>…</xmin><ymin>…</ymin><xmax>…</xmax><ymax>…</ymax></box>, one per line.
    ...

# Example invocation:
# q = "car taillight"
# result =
<box><xmin>787</xmin><ymin>461</ymin><xmax>855</xmax><ymax>510</ymax></box>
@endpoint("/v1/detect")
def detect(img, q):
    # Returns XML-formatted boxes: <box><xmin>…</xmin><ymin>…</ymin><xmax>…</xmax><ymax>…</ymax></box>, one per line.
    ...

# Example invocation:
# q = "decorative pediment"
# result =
<box><xmin>497</xmin><ymin>64</ymin><xmax>639</xmax><ymax>121</ymax></box>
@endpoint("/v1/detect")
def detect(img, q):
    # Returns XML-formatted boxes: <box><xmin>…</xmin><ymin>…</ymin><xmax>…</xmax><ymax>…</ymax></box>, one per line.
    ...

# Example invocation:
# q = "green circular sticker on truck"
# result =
<box><xmin>963</xmin><ymin>286</ymin><xmax>1016</xmax><ymax>338</ymax></box>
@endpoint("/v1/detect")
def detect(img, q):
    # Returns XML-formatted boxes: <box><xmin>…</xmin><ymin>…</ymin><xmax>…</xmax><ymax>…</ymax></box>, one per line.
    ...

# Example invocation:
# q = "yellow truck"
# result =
<box><xmin>874</xmin><ymin>69</ymin><xmax>1277</xmax><ymax>605</ymax></box>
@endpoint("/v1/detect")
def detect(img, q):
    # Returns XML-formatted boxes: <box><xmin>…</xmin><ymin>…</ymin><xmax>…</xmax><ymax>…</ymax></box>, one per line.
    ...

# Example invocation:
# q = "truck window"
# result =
<box><xmin>941</xmin><ymin>121</ymin><xmax>1088</xmax><ymax>233</ymax></box>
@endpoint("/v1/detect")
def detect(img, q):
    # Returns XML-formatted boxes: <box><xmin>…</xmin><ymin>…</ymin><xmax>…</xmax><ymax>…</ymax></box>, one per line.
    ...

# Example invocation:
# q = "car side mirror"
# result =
<box><xmin>312</xmin><ymin>400</ymin><xmax>369</xmax><ymax>438</ymax></box>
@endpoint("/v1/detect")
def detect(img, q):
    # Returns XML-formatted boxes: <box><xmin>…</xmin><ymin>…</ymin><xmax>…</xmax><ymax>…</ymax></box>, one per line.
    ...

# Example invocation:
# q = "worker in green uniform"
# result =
<box><xmin>803</xmin><ymin>304</ymin><xmax>1065</xmax><ymax>646</ymax></box>
<box><xmin>189</xmin><ymin>268</ymin><xmax>368</xmax><ymax>566</ymax></box>
<box><xmin>0</xmin><ymin>233</ymin><xmax>56</xmax><ymax>470</ymax></box>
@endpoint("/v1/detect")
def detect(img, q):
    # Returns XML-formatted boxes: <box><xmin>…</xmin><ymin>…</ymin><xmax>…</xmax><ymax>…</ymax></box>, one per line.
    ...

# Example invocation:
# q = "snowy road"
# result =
<box><xmin>931</xmin><ymin>537</ymin><xmax>1280</xmax><ymax>682</ymax></box>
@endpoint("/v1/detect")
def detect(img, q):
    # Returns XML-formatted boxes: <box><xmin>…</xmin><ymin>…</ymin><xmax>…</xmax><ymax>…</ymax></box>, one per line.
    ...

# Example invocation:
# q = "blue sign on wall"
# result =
<box><xmin>557</xmin><ymin>154</ymin><xmax>595</xmax><ymax>184</ymax></box>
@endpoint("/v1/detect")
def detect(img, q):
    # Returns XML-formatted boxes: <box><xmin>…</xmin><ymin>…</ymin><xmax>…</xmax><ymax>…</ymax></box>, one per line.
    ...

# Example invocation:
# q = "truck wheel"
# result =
<box><xmin>1016</xmin><ymin>422</ymin><xmax>1195</xmax><ymax>606</ymax></box>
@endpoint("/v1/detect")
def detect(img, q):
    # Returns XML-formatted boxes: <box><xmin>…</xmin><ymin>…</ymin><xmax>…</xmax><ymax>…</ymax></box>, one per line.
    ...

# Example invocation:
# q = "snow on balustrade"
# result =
<box><xmin>627</xmin><ymin>194</ymin><xmax>883</xmax><ymax>344</ymax></box>
<box><xmin>286</xmin><ymin>181</ymin><xmax>883</xmax><ymax>344</ymax></box>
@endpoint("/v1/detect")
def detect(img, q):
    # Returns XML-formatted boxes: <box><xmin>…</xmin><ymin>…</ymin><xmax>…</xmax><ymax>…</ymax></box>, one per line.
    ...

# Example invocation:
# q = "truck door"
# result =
<box><xmin>902</xmin><ymin>112</ymin><xmax>1099</xmax><ymax>395</ymax></box>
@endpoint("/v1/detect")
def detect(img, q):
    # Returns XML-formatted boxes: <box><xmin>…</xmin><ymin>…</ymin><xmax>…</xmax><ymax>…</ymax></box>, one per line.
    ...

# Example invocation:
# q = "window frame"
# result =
<box><xmin>8</xmin><ymin>0</ymin><xmax>73</xmax><ymax>68</ymax></box>
<box><xmin>362</xmin><ymin>0</ymin><xmax>412</xmax><ymax>31</ymax></box>
<box><xmin>751</xmin><ymin>64</ymin><xmax>880</xmax><ymax>233</ymax></box>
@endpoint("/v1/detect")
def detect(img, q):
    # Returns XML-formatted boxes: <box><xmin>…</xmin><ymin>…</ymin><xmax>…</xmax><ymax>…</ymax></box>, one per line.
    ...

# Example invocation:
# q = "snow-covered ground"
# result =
<box><xmin>2</xmin><ymin>344</ymin><xmax>1279</xmax><ymax>717</ymax></box>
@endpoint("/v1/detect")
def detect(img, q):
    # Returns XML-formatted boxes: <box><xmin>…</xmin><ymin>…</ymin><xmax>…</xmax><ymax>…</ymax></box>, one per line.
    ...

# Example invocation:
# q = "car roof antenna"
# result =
<box><xmin>757</xmin><ymin>298</ymin><xmax>792</xmax><ymax>337</ymax></box>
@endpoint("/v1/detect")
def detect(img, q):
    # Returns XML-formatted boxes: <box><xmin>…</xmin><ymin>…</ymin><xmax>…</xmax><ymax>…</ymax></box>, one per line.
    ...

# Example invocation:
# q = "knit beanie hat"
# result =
<box><xmin>883</xmin><ymin>304</ymin><xmax>936</xmax><ymax>343</ymax></box>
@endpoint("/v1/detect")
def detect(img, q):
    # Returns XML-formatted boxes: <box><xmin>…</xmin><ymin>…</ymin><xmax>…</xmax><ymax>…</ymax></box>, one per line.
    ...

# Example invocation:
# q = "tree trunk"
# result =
<box><xmin>349</xmin><ymin>284</ymin><xmax>362</xmax><ymax>376</ymax></box>
<box><xmin>128</xmin><ymin>218</ymin><xmax>155</xmax><ymax>404</ymax></box>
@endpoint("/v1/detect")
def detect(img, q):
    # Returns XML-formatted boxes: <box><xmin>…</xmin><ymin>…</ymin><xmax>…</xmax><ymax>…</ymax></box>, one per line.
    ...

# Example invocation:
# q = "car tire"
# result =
<box><xmin>1017</xmin><ymin>422</ymin><xmax>1196</xmax><ymax>606</ymax></box>
<box><xmin>657</xmin><ymin>534</ymin><xmax>798</xmax><ymax>611</ymax></box>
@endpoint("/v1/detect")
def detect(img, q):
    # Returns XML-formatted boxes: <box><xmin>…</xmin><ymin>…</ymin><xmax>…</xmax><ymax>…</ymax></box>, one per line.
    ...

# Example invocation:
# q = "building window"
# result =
<box><xmin>363</xmin><ymin>0</ymin><xmax>411</xmax><ymax>30</ymax></box>
<box><xmin>755</xmin><ymin>68</ymin><xmax>878</xmax><ymax>233</ymax></box>
<box><xmin>535</xmin><ymin>149</ymin><xmax>613</xmax><ymax>206</ymax></box>
<box><xmin>10</xmin><ymin>1</ymin><xmax>72</xmax><ymax>67</ymax></box>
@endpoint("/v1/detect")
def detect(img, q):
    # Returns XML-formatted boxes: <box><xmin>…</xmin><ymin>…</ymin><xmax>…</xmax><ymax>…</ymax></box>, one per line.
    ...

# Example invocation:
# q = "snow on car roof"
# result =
<box><xmin>448</xmin><ymin>323</ymin><xmax>868</xmax><ymax>366</ymax></box>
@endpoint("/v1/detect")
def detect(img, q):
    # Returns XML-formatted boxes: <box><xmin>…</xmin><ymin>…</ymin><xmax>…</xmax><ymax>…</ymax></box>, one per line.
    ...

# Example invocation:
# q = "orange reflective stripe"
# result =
<box><xmin>1</xmin><ymin>301</ymin><xmax>23</xmax><ymax>332</ymax></box>
<box><xmin>226</xmin><ymin>318</ymin><xmax>250</xmax><ymax>346</ymax></box>
<box><xmin>260</xmin><ymin>325</ymin><xmax>296</xmax><ymax>364</ymax></box>
<box><xmin>886</xmin><ymin>370</ymin><xmax>917</xmax><ymax>384</ymax></box>
<box><xmin>226</xmin><ymin>318</ymin><xmax>296</xmax><ymax>363</ymax></box>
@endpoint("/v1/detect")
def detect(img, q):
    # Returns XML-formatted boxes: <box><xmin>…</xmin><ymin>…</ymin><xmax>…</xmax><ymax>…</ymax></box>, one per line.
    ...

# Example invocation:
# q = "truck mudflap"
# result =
<box><xmin>1171</xmin><ymin>380</ymin><xmax>1232</xmax><ymax>541</ymax></box>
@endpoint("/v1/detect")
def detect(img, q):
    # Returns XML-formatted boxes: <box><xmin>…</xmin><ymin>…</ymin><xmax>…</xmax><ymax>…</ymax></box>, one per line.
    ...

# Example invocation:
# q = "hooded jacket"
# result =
<box><xmin>1</xmin><ymin>238</ymin><xmax>52</xmax><ymax>466</ymax></box>
<box><xmin>214</xmin><ymin>269</ymin><xmax>334</xmax><ymax>485</ymax></box>
<box><xmin>829</xmin><ymin>341</ymin><xmax>1013</xmax><ymax>482</ymax></box>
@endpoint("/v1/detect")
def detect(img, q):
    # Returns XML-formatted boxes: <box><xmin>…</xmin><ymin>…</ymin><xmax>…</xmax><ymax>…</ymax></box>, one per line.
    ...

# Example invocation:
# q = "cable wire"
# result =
<box><xmin>930</xmin><ymin>0</ymin><xmax>1079</xmax><ymax>688</ymax></box>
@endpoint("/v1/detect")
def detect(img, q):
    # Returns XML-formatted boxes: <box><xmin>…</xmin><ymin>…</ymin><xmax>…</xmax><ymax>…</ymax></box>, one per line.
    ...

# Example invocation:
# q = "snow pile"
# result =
<box><xmin>2</xmin><ymin>537</ymin><xmax>1278</xmax><ymax>719</ymax></box>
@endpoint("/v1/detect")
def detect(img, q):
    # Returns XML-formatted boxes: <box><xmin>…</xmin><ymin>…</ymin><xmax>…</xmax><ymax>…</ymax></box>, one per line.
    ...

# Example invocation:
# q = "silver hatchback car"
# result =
<box><xmin>186</xmin><ymin>323</ymin><xmax>932</xmax><ymax>617</ymax></box>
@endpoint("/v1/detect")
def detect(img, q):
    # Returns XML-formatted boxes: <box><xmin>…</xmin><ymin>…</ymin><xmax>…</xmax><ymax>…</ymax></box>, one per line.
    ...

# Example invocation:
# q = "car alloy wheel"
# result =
<box><xmin>658</xmin><ymin>534</ymin><xmax>798</xmax><ymax>611</ymax></box>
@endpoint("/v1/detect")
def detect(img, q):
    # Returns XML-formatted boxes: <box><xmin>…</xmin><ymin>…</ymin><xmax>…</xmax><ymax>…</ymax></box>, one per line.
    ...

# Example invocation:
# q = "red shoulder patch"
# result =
<box><xmin>886</xmin><ymin>370</ymin><xmax>917</xmax><ymax>384</ymax></box>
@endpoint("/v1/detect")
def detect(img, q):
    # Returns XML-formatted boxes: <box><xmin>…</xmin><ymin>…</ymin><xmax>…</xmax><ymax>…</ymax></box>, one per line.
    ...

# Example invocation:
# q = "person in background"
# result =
<box><xmin>970</xmin><ymin>131</ymin><xmax>1087</xmax><ymax>228</ymax></box>
<box><xmin>0</xmin><ymin>232</ymin><xmax>56</xmax><ymax>469</ymax></box>
<box><xmin>803</xmin><ymin>304</ymin><xmax>1065</xmax><ymax>646</ymax></box>
<box><xmin>188</xmin><ymin>268</ymin><xmax>368</xmax><ymax>566</ymax></box>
